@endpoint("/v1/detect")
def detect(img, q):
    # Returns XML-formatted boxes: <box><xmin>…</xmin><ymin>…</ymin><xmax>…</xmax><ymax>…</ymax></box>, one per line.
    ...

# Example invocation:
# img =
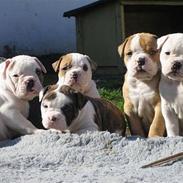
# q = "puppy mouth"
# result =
<box><xmin>136</xmin><ymin>66</ymin><xmax>146</xmax><ymax>73</ymax></box>
<box><xmin>167</xmin><ymin>71</ymin><xmax>182</xmax><ymax>79</ymax></box>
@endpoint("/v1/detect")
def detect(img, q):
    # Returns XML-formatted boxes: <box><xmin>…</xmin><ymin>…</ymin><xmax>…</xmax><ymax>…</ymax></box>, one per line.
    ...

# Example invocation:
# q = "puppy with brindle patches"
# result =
<box><xmin>118</xmin><ymin>32</ymin><xmax>165</xmax><ymax>137</ymax></box>
<box><xmin>39</xmin><ymin>85</ymin><xmax>126</xmax><ymax>136</ymax></box>
<box><xmin>52</xmin><ymin>53</ymin><xmax>100</xmax><ymax>98</ymax></box>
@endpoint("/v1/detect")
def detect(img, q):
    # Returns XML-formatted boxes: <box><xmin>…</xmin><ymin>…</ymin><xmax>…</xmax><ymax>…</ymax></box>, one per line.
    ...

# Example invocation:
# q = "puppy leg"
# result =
<box><xmin>1</xmin><ymin>106</ymin><xmax>43</xmax><ymax>135</ymax></box>
<box><xmin>148</xmin><ymin>102</ymin><xmax>165</xmax><ymax>137</ymax></box>
<box><xmin>124</xmin><ymin>103</ymin><xmax>146</xmax><ymax>137</ymax></box>
<box><xmin>161</xmin><ymin>101</ymin><xmax>179</xmax><ymax>137</ymax></box>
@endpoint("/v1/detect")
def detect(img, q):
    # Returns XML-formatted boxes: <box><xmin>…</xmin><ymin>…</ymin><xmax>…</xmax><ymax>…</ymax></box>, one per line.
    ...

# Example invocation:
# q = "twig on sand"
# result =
<box><xmin>141</xmin><ymin>152</ymin><xmax>183</xmax><ymax>168</ymax></box>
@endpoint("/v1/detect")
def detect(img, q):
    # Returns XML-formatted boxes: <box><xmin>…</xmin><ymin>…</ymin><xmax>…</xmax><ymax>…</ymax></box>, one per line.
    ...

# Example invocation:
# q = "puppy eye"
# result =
<box><xmin>36</xmin><ymin>69</ymin><xmax>41</xmax><ymax>76</ymax></box>
<box><xmin>83</xmin><ymin>64</ymin><xmax>88</xmax><ymax>71</ymax></box>
<box><xmin>42</xmin><ymin>104</ymin><xmax>48</xmax><ymax>108</ymax></box>
<box><xmin>126</xmin><ymin>51</ymin><xmax>132</xmax><ymax>56</ymax></box>
<box><xmin>165</xmin><ymin>51</ymin><xmax>170</xmax><ymax>55</ymax></box>
<box><xmin>13</xmin><ymin>74</ymin><xmax>19</xmax><ymax>77</ymax></box>
<box><xmin>61</xmin><ymin>105</ymin><xmax>72</xmax><ymax>113</ymax></box>
<box><xmin>61</xmin><ymin>65</ymin><xmax>71</xmax><ymax>71</ymax></box>
<box><xmin>62</xmin><ymin>67</ymin><xmax>67</xmax><ymax>71</ymax></box>
<box><xmin>149</xmin><ymin>50</ymin><xmax>157</xmax><ymax>55</ymax></box>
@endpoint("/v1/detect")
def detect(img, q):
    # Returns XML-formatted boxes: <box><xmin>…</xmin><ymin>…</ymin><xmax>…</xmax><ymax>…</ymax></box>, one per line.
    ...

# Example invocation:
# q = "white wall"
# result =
<box><xmin>0</xmin><ymin>0</ymin><xmax>97</xmax><ymax>56</ymax></box>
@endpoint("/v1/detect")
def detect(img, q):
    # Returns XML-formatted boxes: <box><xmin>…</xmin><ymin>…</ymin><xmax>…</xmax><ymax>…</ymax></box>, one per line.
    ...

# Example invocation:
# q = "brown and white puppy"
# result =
<box><xmin>0</xmin><ymin>55</ymin><xmax>47</xmax><ymax>140</ymax></box>
<box><xmin>52</xmin><ymin>53</ymin><xmax>100</xmax><ymax>98</ymax></box>
<box><xmin>118</xmin><ymin>33</ymin><xmax>165</xmax><ymax>137</ymax></box>
<box><xmin>158</xmin><ymin>33</ymin><xmax>183</xmax><ymax>136</ymax></box>
<box><xmin>39</xmin><ymin>85</ymin><xmax>126</xmax><ymax>136</ymax></box>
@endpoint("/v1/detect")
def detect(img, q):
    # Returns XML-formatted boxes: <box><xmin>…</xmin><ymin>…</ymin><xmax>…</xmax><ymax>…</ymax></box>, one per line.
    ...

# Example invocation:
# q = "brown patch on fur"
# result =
<box><xmin>89</xmin><ymin>97</ymin><xmax>126</xmax><ymax>136</ymax></box>
<box><xmin>42</xmin><ymin>84</ymin><xmax>58</xmax><ymax>101</ymax></box>
<box><xmin>59</xmin><ymin>85</ymin><xmax>88</xmax><ymax>110</ymax></box>
<box><xmin>52</xmin><ymin>54</ymin><xmax>72</xmax><ymax>77</ymax></box>
<box><xmin>139</xmin><ymin>33</ymin><xmax>159</xmax><ymax>62</ymax></box>
<box><xmin>45</xmin><ymin>91</ymin><xmax>57</xmax><ymax>101</ymax></box>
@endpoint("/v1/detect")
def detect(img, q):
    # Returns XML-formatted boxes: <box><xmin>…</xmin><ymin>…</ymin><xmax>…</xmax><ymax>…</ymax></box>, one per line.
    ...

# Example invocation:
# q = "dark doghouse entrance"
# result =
<box><xmin>124</xmin><ymin>5</ymin><xmax>183</xmax><ymax>37</ymax></box>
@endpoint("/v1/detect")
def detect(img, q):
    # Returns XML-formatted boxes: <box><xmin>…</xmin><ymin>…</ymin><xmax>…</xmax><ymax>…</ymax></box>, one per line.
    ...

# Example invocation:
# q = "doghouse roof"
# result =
<box><xmin>63</xmin><ymin>0</ymin><xmax>115</xmax><ymax>17</ymax></box>
<box><xmin>63</xmin><ymin>0</ymin><xmax>183</xmax><ymax>17</ymax></box>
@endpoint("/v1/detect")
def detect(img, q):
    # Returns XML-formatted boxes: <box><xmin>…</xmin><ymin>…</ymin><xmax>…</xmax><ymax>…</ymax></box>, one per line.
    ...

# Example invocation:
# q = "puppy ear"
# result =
<box><xmin>39</xmin><ymin>85</ymin><xmax>58</xmax><ymax>102</ymax></box>
<box><xmin>34</xmin><ymin>57</ymin><xmax>47</xmax><ymax>74</ymax></box>
<box><xmin>52</xmin><ymin>57</ymin><xmax>62</xmax><ymax>72</ymax></box>
<box><xmin>157</xmin><ymin>35</ymin><xmax>169</xmax><ymax>50</ymax></box>
<box><xmin>60</xmin><ymin>85</ymin><xmax>88</xmax><ymax>109</ymax></box>
<box><xmin>39</xmin><ymin>86</ymin><xmax>50</xmax><ymax>102</ymax></box>
<box><xmin>76</xmin><ymin>90</ymin><xmax>88</xmax><ymax>110</ymax></box>
<box><xmin>2</xmin><ymin>59</ymin><xmax>12</xmax><ymax>79</ymax></box>
<box><xmin>118</xmin><ymin>37</ymin><xmax>129</xmax><ymax>58</ymax></box>
<box><xmin>86</xmin><ymin>56</ymin><xmax>97</xmax><ymax>71</ymax></box>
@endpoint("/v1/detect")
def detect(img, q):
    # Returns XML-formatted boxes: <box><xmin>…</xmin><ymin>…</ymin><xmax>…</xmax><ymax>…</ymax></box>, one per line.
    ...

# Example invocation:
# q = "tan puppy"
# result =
<box><xmin>52</xmin><ymin>53</ymin><xmax>100</xmax><ymax>98</ymax></box>
<box><xmin>118</xmin><ymin>33</ymin><xmax>165</xmax><ymax>137</ymax></box>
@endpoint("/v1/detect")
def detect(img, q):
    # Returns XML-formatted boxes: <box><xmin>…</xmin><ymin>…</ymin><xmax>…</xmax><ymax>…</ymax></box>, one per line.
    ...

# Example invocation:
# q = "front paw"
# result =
<box><xmin>33</xmin><ymin>129</ymin><xmax>45</xmax><ymax>134</ymax></box>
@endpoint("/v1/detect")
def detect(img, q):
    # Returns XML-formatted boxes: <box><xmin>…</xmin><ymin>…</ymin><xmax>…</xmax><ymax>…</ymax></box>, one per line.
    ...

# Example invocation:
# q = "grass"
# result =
<box><xmin>99</xmin><ymin>87</ymin><xmax>124</xmax><ymax>110</ymax></box>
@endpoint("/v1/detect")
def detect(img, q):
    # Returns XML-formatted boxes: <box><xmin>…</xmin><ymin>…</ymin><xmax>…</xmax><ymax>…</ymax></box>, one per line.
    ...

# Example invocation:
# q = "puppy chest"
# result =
<box><xmin>129</xmin><ymin>87</ymin><xmax>156</xmax><ymax>121</ymax></box>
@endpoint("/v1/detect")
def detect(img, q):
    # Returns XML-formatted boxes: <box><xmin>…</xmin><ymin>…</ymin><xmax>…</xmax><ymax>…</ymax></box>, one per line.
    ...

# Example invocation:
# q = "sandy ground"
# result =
<box><xmin>0</xmin><ymin>131</ymin><xmax>183</xmax><ymax>183</ymax></box>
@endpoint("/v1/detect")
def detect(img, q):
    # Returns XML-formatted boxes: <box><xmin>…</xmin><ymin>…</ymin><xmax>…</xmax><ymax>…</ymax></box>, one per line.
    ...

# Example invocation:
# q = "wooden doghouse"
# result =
<box><xmin>64</xmin><ymin>0</ymin><xmax>183</xmax><ymax>79</ymax></box>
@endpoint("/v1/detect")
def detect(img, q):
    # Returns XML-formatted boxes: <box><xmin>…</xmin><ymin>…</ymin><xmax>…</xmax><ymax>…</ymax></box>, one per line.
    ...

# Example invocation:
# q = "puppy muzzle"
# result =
<box><xmin>171</xmin><ymin>61</ymin><xmax>182</xmax><ymax>74</ymax></box>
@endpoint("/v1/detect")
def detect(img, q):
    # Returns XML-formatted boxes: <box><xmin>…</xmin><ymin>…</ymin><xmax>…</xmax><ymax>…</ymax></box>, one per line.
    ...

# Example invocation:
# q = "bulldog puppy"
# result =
<box><xmin>0</xmin><ymin>55</ymin><xmax>47</xmax><ymax>140</ymax></box>
<box><xmin>158</xmin><ymin>33</ymin><xmax>183</xmax><ymax>136</ymax></box>
<box><xmin>52</xmin><ymin>53</ymin><xmax>100</xmax><ymax>98</ymax></box>
<box><xmin>39</xmin><ymin>85</ymin><xmax>126</xmax><ymax>136</ymax></box>
<box><xmin>118</xmin><ymin>32</ymin><xmax>165</xmax><ymax>137</ymax></box>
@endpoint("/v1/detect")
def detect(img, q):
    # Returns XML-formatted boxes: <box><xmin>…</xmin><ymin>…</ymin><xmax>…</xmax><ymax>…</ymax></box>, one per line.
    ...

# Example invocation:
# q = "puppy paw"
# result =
<box><xmin>33</xmin><ymin>129</ymin><xmax>45</xmax><ymax>134</ymax></box>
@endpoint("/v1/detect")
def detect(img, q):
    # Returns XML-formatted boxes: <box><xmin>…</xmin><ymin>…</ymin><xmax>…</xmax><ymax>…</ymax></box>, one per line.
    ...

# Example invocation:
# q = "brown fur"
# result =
<box><xmin>60</xmin><ymin>85</ymin><xmax>126</xmax><ymax>136</ymax></box>
<box><xmin>52</xmin><ymin>54</ymin><xmax>72</xmax><ymax>77</ymax></box>
<box><xmin>118</xmin><ymin>33</ymin><xmax>165</xmax><ymax>137</ymax></box>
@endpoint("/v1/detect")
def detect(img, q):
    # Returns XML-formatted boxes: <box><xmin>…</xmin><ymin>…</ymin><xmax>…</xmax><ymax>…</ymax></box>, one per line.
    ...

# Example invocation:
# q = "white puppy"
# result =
<box><xmin>158</xmin><ymin>33</ymin><xmax>183</xmax><ymax>136</ymax></box>
<box><xmin>52</xmin><ymin>53</ymin><xmax>100</xmax><ymax>98</ymax></box>
<box><xmin>0</xmin><ymin>55</ymin><xmax>47</xmax><ymax>140</ymax></box>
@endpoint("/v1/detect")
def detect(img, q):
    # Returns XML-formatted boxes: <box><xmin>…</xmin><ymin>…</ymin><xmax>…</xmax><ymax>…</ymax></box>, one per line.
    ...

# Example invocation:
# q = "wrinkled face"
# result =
<box><xmin>158</xmin><ymin>33</ymin><xmax>183</xmax><ymax>81</ymax></box>
<box><xmin>53</xmin><ymin>53</ymin><xmax>95</xmax><ymax>93</ymax></box>
<box><xmin>40</xmin><ymin>85</ymin><xmax>86</xmax><ymax>131</ymax></box>
<box><xmin>4</xmin><ymin>55</ymin><xmax>46</xmax><ymax>100</ymax></box>
<box><xmin>119</xmin><ymin>33</ymin><xmax>159</xmax><ymax>80</ymax></box>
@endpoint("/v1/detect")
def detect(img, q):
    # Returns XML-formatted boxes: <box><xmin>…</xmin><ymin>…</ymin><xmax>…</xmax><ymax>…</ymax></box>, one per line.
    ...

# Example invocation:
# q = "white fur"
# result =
<box><xmin>0</xmin><ymin>55</ymin><xmax>46</xmax><ymax>140</ymax></box>
<box><xmin>127</xmin><ymin>75</ymin><xmax>159</xmax><ymax>127</ymax></box>
<box><xmin>68</xmin><ymin>101</ymin><xmax>98</xmax><ymax>134</ymax></box>
<box><xmin>57</xmin><ymin>53</ymin><xmax>100</xmax><ymax>98</ymax></box>
<box><xmin>40</xmin><ymin>89</ymin><xmax>98</xmax><ymax>134</ymax></box>
<box><xmin>41</xmin><ymin>92</ymin><xmax>71</xmax><ymax>131</ymax></box>
<box><xmin>158</xmin><ymin>33</ymin><xmax>183</xmax><ymax>136</ymax></box>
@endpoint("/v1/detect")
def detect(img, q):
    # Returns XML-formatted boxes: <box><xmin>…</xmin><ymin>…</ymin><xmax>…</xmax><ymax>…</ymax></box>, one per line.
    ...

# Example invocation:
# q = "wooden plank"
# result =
<box><xmin>121</xmin><ymin>0</ymin><xmax>183</xmax><ymax>6</ymax></box>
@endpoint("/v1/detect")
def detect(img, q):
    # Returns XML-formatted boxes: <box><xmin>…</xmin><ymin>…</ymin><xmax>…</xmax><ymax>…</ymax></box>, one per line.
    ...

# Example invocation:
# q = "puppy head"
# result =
<box><xmin>52</xmin><ymin>53</ymin><xmax>97</xmax><ymax>93</ymax></box>
<box><xmin>158</xmin><ymin>33</ymin><xmax>183</xmax><ymax>81</ymax></box>
<box><xmin>39</xmin><ymin>85</ymin><xmax>88</xmax><ymax>131</ymax></box>
<box><xmin>118</xmin><ymin>33</ymin><xmax>159</xmax><ymax>80</ymax></box>
<box><xmin>3</xmin><ymin>55</ymin><xmax>47</xmax><ymax>100</ymax></box>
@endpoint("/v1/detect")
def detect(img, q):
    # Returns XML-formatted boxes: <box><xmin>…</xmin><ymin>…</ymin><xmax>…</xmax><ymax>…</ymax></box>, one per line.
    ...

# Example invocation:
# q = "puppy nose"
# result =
<box><xmin>27</xmin><ymin>79</ymin><xmax>34</xmax><ymax>91</ymax></box>
<box><xmin>172</xmin><ymin>61</ymin><xmax>182</xmax><ymax>71</ymax></box>
<box><xmin>49</xmin><ymin>116</ymin><xmax>57</xmax><ymax>122</ymax></box>
<box><xmin>137</xmin><ymin>57</ymin><xmax>146</xmax><ymax>66</ymax></box>
<box><xmin>72</xmin><ymin>72</ymin><xmax>78</xmax><ymax>79</ymax></box>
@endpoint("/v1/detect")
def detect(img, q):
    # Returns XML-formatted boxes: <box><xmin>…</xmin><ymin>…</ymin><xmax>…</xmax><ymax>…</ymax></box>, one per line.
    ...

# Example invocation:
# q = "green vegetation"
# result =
<box><xmin>99</xmin><ymin>87</ymin><xmax>124</xmax><ymax>110</ymax></box>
